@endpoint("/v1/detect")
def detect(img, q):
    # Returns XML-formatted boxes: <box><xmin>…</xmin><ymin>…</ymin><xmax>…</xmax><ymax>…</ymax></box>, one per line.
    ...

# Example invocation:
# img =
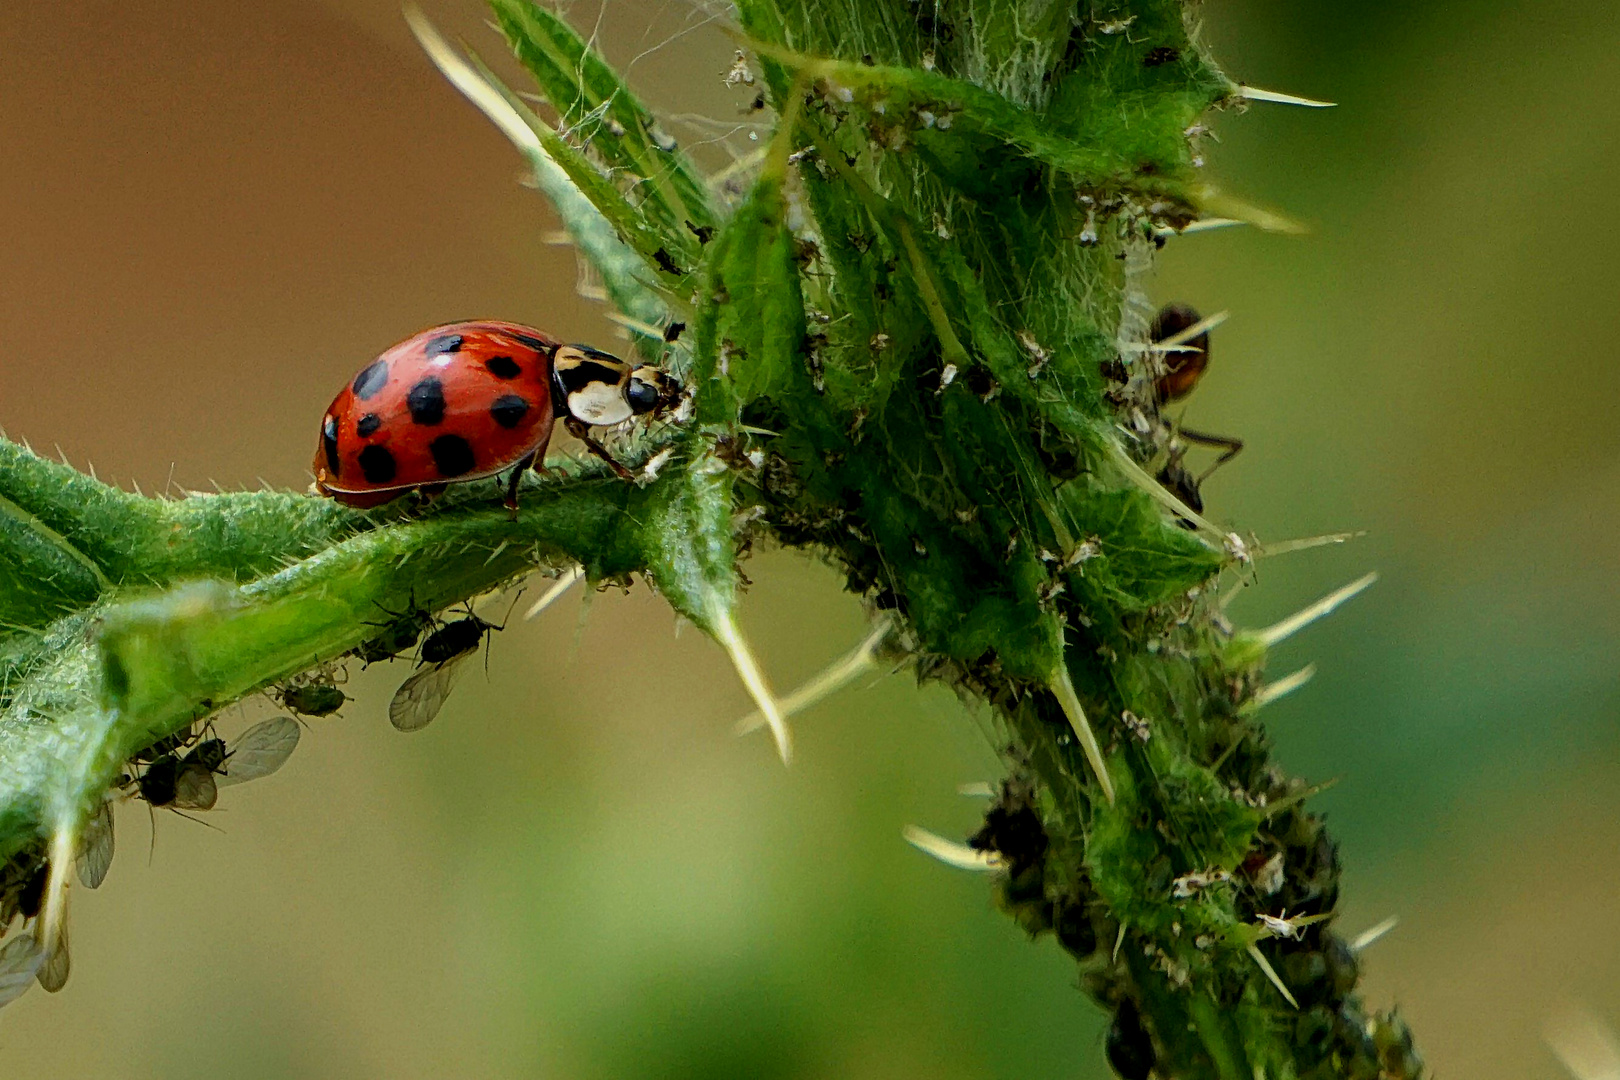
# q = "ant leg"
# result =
<box><xmin>564</xmin><ymin>418</ymin><xmax>636</xmax><ymax>481</ymax></box>
<box><xmin>503</xmin><ymin>452</ymin><xmax>537</xmax><ymax>514</ymax></box>
<box><xmin>1177</xmin><ymin>426</ymin><xmax>1245</xmax><ymax>481</ymax></box>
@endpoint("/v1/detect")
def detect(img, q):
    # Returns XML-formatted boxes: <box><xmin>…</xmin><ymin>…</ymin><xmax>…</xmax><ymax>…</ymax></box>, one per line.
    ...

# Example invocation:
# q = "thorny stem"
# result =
<box><xmin>0</xmin><ymin>2</ymin><xmax>1427</xmax><ymax>1077</ymax></box>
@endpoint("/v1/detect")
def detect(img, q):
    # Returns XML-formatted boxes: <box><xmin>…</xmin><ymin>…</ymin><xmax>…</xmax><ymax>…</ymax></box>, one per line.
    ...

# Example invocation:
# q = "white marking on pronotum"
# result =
<box><xmin>1238</xmin><ymin>85</ymin><xmax>1337</xmax><ymax>108</ymax></box>
<box><xmin>1051</xmin><ymin>664</ymin><xmax>1116</xmax><ymax>806</ymax></box>
<box><xmin>1547</xmin><ymin>1004</ymin><xmax>1620</xmax><ymax>1080</ymax></box>
<box><xmin>902</xmin><ymin>825</ymin><xmax>997</xmax><ymax>871</ymax></box>
<box><xmin>736</xmin><ymin>619</ymin><xmax>891</xmax><ymax>735</ymax></box>
<box><xmin>1250</xmin><ymin>664</ymin><xmax>1317</xmax><ymax>710</ymax></box>
<box><xmin>1350</xmin><ymin>915</ymin><xmax>1400</xmax><ymax>953</ymax></box>
<box><xmin>568</xmin><ymin>382</ymin><xmax>632</xmax><ymax>426</ymax></box>
<box><xmin>1247</xmin><ymin>943</ymin><xmax>1299</xmax><ymax>1009</ymax></box>
<box><xmin>524</xmin><ymin>566</ymin><xmax>584</xmax><ymax>621</ymax></box>
<box><xmin>1256</xmin><ymin>572</ymin><xmax>1379</xmax><ymax>648</ymax></box>
<box><xmin>957</xmin><ymin>781</ymin><xmax>996</xmax><ymax>798</ymax></box>
<box><xmin>714</xmin><ymin>609</ymin><xmax>791</xmax><ymax>764</ymax></box>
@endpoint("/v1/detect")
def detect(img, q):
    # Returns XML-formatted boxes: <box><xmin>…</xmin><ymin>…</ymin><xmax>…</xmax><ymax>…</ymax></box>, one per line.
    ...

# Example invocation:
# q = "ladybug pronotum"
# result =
<box><xmin>314</xmin><ymin>321</ymin><xmax>680</xmax><ymax>508</ymax></box>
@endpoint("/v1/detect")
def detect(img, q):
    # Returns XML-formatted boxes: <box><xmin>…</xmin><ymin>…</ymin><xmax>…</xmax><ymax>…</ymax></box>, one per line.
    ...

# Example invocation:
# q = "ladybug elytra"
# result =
<box><xmin>314</xmin><ymin>321</ymin><xmax>679</xmax><ymax>508</ymax></box>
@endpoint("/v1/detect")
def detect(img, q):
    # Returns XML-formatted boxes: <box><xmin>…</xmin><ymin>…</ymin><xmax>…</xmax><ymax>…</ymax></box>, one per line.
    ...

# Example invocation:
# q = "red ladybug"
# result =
<box><xmin>314</xmin><ymin>321</ymin><xmax>679</xmax><ymax>508</ymax></box>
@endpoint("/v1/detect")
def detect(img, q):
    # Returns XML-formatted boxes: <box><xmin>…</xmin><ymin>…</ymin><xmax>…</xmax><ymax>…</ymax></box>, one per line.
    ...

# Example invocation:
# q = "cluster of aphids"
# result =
<box><xmin>354</xmin><ymin>604</ymin><xmax>504</xmax><ymax>733</ymax></box>
<box><xmin>1102</xmin><ymin>302</ymin><xmax>1243</xmax><ymax>521</ymax></box>
<box><xmin>0</xmin><ymin>712</ymin><xmax>307</xmax><ymax>1004</ymax></box>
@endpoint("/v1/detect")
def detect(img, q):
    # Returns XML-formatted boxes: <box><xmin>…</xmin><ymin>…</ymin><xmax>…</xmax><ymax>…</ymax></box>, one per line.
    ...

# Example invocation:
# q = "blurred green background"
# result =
<box><xmin>2</xmin><ymin>0</ymin><xmax>1618</xmax><ymax>1076</ymax></box>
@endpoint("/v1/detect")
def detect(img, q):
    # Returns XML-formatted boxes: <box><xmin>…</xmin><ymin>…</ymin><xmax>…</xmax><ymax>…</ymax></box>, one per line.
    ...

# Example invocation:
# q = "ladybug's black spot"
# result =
<box><xmin>424</xmin><ymin>334</ymin><xmax>464</xmax><ymax>357</ymax></box>
<box><xmin>485</xmin><ymin>355</ymin><xmax>522</xmax><ymax>379</ymax></box>
<box><xmin>489</xmin><ymin>394</ymin><xmax>530</xmax><ymax>429</ymax></box>
<box><xmin>352</xmin><ymin>360</ymin><xmax>389</xmax><ymax>400</ymax></box>
<box><xmin>510</xmin><ymin>332</ymin><xmax>550</xmax><ymax>353</ymax></box>
<box><xmin>429</xmin><ymin>434</ymin><xmax>476</xmax><ymax>477</ymax></box>
<box><xmin>358</xmin><ymin>445</ymin><xmax>398</xmax><ymax>484</ymax></box>
<box><xmin>356</xmin><ymin>413</ymin><xmax>381</xmax><ymax>438</ymax></box>
<box><xmin>407</xmin><ymin>377</ymin><xmax>446</xmax><ymax>425</ymax></box>
<box><xmin>321</xmin><ymin>415</ymin><xmax>341</xmax><ymax>476</ymax></box>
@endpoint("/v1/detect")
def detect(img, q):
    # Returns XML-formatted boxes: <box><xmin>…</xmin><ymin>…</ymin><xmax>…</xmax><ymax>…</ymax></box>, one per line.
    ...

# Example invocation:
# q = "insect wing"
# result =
<box><xmin>0</xmin><ymin>936</ymin><xmax>43</xmax><ymax>1008</ymax></box>
<box><xmin>389</xmin><ymin>657</ymin><xmax>466</xmax><ymax>732</ymax></box>
<box><xmin>36</xmin><ymin>923</ymin><xmax>69</xmax><ymax>993</ymax></box>
<box><xmin>75</xmin><ymin>799</ymin><xmax>115</xmax><ymax>889</ymax></box>
<box><xmin>171</xmin><ymin>763</ymin><xmax>219</xmax><ymax>811</ymax></box>
<box><xmin>218</xmin><ymin>717</ymin><xmax>302</xmax><ymax>787</ymax></box>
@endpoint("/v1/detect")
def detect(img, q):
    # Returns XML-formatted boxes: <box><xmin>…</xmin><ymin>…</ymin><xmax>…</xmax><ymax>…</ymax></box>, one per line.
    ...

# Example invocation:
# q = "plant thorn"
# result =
<box><xmin>1250</xmin><ymin>664</ymin><xmax>1317</xmax><ymax>710</ymax></box>
<box><xmin>1350</xmin><ymin>915</ymin><xmax>1400</xmax><ymax>953</ymax></box>
<box><xmin>1237</xmin><ymin>85</ymin><xmax>1337</xmax><ymax>108</ymax></box>
<box><xmin>715</xmin><ymin>610</ymin><xmax>791</xmax><ymax>764</ymax></box>
<box><xmin>1256</xmin><ymin>572</ymin><xmax>1378</xmax><ymax>647</ymax></box>
<box><xmin>1247</xmin><ymin>943</ymin><xmax>1299</xmax><ymax>1008</ymax></box>
<box><xmin>736</xmin><ymin>618</ymin><xmax>891</xmax><ymax>735</ymax></box>
<box><xmin>902</xmin><ymin>825</ymin><xmax>997</xmax><ymax>871</ymax></box>
<box><xmin>524</xmin><ymin>566</ymin><xmax>584</xmax><ymax>621</ymax></box>
<box><xmin>1051</xmin><ymin>665</ymin><xmax>1116</xmax><ymax>806</ymax></box>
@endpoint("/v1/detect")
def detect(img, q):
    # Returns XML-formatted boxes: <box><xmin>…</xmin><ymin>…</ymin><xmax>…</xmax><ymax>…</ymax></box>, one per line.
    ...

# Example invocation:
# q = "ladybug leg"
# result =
<box><xmin>503</xmin><ymin>452</ymin><xmax>538</xmax><ymax>514</ymax></box>
<box><xmin>564</xmin><ymin>418</ymin><xmax>637</xmax><ymax>481</ymax></box>
<box><xmin>1176</xmin><ymin>425</ymin><xmax>1244</xmax><ymax>482</ymax></box>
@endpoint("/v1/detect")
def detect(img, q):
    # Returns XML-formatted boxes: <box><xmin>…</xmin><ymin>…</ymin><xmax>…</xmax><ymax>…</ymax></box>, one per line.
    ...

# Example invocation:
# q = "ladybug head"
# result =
<box><xmin>554</xmin><ymin>346</ymin><xmax>681</xmax><ymax>427</ymax></box>
<box><xmin>626</xmin><ymin>366</ymin><xmax>681</xmax><ymax>416</ymax></box>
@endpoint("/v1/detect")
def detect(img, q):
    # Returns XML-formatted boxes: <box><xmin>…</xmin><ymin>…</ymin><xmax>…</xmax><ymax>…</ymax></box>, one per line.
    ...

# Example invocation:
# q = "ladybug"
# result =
<box><xmin>314</xmin><ymin>321</ymin><xmax>680</xmax><ymax>509</ymax></box>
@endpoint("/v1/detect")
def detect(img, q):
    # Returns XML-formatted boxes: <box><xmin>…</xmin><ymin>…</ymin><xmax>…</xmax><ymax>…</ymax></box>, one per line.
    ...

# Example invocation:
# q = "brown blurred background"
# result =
<box><xmin>2</xmin><ymin>0</ymin><xmax>1618</xmax><ymax>1076</ymax></box>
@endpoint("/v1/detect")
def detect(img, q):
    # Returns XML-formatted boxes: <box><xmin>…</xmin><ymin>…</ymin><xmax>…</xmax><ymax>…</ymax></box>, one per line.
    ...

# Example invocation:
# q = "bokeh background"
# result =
<box><xmin>2</xmin><ymin>0</ymin><xmax>1618</xmax><ymax>1076</ymax></box>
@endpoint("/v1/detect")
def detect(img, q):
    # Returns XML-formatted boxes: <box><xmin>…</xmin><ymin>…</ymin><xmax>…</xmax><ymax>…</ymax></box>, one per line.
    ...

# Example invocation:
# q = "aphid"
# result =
<box><xmin>313</xmin><ymin>321</ymin><xmax>681</xmax><ymax>507</ymax></box>
<box><xmin>17</xmin><ymin>865</ymin><xmax>46</xmax><ymax>921</ymax></box>
<box><xmin>216</xmin><ymin>717</ymin><xmax>301</xmax><ymax>787</ymax></box>
<box><xmin>388</xmin><ymin>615</ymin><xmax>498</xmax><ymax>733</ymax></box>
<box><xmin>354</xmin><ymin>604</ymin><xmax>434</xmax><ymax>664</ymax></box>
<box><xmin>136</xmin><ymin>746</ymin><xmax>222</xmax><ymax>812</ymax></box>
<box><xmin>130</xmin><ymin>724</ymin><xmax>197</xmax><ymax>763</ymax></box>
<box><xmin>127</xmin><ymin>717</ymin><xmax>299</xmax><ymax>813</ymax></box>
<box><xmin>0</xmin><ymin>936</ymin><xmax>44</xmax><ymax>1008</ymax></box>
<box><xmin>274</xmin><ymin>670</ymin><xmax>348</xmax><ymax>718</ymax></box>
<box><xmin>36</xmin><ymin>920</ymin><xmax>68</xmax><ymax>993</ymax></box>
<box><xmin>74</xmin><ymin>798</ymin><xmax>115</xmax><ymax>890</ymax></box>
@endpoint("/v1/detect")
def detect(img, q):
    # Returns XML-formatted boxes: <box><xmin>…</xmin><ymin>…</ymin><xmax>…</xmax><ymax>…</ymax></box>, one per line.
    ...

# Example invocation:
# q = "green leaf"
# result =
<box><xmin>488</xmin><ymin>0</ymin><xmax>715</xmax><ymax>245</ymax></box>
